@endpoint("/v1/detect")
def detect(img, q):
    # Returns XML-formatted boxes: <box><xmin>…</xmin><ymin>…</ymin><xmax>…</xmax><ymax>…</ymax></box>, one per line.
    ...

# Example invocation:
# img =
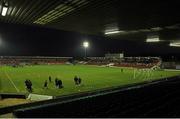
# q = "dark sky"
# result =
<box><xmin>0</xmin><ymin>22</ymin><xmax>180</xmax><ymax>60</ymax></box>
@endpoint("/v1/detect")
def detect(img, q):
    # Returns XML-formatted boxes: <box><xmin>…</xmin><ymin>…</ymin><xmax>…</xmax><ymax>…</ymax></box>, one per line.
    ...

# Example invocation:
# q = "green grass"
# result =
<box><xmin>0</xmin><ymin>64</ymin><xmax>180</xmax><ymax>96</ymax></box>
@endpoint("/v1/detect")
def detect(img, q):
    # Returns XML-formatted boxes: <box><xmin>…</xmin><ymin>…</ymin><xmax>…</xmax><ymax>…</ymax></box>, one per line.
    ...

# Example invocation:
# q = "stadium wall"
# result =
<box><xmin>0</xmin><ymin>93</ymin><xmax>26</xmax><ymax>99</ymax></box>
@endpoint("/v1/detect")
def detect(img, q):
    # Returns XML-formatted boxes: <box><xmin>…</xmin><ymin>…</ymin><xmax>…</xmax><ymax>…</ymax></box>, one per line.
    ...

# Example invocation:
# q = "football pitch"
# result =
<box><xmin>0</xmin><ymin>64</ymin><xmax>180</xmax><ymax>96</ymax></box>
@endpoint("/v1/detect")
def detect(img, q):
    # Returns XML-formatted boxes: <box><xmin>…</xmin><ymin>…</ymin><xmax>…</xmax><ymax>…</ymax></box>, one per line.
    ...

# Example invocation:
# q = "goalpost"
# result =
<box><xmin>133</xmin><ymin>68</ymin><xmax>154</xmax><ymax>80</ymax></box>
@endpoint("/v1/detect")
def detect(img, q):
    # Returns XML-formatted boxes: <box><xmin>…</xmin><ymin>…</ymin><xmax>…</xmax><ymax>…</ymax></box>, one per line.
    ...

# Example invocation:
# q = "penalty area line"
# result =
<box><xmin>4</xmin><ymin>70</ymin><xmax>20</xmax><ymax>92</ymax></box>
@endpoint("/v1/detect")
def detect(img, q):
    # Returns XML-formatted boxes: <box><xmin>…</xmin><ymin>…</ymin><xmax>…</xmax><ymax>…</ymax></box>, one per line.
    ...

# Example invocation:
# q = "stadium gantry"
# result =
<box><xmin>0</xmin><ymin>0</ymin><xmax>180</xmax><ymax>41</ymax></box>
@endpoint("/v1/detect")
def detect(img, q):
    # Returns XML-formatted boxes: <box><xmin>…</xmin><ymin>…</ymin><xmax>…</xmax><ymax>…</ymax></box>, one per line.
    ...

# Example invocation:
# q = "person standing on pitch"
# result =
<box><xmin>49</xmin><ymin>76</ymin><xmax>52</xmax><ymax>83</ymax></box>
<box><xmin>74</xmin><ymin>76</ymin><xmax>78</xmax><ymax>85</ymax></box>
<box><xmin>55</xmin><ymin>78</ymin><xmax>58</xmax><ymax>88</ymax></box>
<box><xmin>58</xmin><ymin>79</ymin><xmax>63</xmax><ymax>88</ymax></box>
<box><xmin>44</xmin><ymin>80</ymin><xmax>48</xmax><ymax>89</ymax></box>
<box><xmin>28</xmin><ymin>80</ymin><xmax>33</xmax><ymax>92</ymax></box>
<box><xmin>25</xmin><ymin>79</ymin><xmax>29</xmax><ymax>91</ymax></box>
<box><xmin>121</xmin><ymin>68</ymin><xmax>123</xmax><ymax>73</ymax></box>
<box><xmin>78</xmin><ymin>77</ymin><xmax>82</xmax><ymax>85</ymax></box>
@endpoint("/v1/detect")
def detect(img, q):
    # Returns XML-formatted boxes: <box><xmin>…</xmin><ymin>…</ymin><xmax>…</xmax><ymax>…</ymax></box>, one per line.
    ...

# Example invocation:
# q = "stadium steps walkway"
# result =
<box><xmin>143</xmin><ymin>96</ymin><xmax>180</xmax><ymax>117</ymax></box>
<box><xmin>86</xmin><ymin>78</ymin><xmax>180</xmax><ymax>117</ymax></box>
<box><xmin>107</xmin><ymin>80</ymin><xmax>180</xmax><ymax>117</ymax></box>
<box><xmin>85</xmin><ymin>85</ymin><xmax>180</xmax><ymax>117</ymax></box>
<box><xmin>119</xmin><ymin>90</ymin><xmax>180</xmax><ymax>117</ymax></box>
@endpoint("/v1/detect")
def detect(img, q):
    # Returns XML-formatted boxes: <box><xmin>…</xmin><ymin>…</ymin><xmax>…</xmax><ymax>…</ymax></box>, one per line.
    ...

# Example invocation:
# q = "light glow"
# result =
<box><xmin>151</xmin><ymin>27</ymin><xmax>162</xmax><ymax>31</ymax></box>
<box><xmin>169</xmin><ymin>41</ymin><xmax>180</xmax><ymax>47</ymax></box>
<box><xmin>105</xmin><ymin>30</ymin><xmax>125</xmax><ymax>35</ymax></box>
<box><xmin>2</xmin><ymin>6</ymin><xmax>8</xmax><ymax>16</ymax></box>
<box><xmin>146</xmin><ymin>38</ymin><xmax>160</xmax><ymax>42</ymax></box>
<box><xmin>83</xmin><ymin>41</ymin><xmax>89</xmax><ymax>48</ymax></box>
<box><xmin>146</xmin><ymin>34</ymin><xmax>160</xmax><ymax>42</ymax></box>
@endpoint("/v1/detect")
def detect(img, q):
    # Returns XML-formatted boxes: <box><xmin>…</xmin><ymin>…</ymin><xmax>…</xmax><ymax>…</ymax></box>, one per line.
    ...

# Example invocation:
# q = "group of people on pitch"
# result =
<box><xmin>54</xmin><ymin>77</ymin><xmax>63</xmax><ymax>89</ymax></box>
<box><xmin>43</xmin><ymin>76</ymin><xmax>63</xmax><ymax>89</ymax></box>
<box><xmin>25</xmin><ymin>76</ymin><xmax>82</xmax><ymax>92</ymax></box>
<box><xmin>74</xmin><ymin>76</ymin><xmax>82</xmax><ymax>85</ymax></box>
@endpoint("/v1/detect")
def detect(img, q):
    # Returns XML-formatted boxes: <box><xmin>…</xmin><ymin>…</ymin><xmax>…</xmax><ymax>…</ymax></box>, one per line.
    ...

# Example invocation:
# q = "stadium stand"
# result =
<box><xmin>0</xmin><ymin>56</ymin><xmax>72</xmax><ymax>65</ymax></box>
<box><xmin>0</xmin><ymin>56</ymin><xmax>161</xmax><ymax>69</ymax></box>
<box><xmin>86</xmin><ymin>57</ymin><xmax>161</xmax><ymax>69</ymax></box>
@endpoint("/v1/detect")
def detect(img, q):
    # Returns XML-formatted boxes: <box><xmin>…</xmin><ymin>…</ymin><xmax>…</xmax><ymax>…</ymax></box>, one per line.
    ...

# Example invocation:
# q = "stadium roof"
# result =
<box><xmin>0</xmin><ymin>0</ymin><xmax>180</xmax><ymax>40</ymax></box>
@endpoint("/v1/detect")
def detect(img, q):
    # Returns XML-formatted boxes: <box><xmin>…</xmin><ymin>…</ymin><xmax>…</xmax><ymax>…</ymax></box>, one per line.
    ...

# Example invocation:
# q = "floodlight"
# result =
<box><xmin>83</xmin><ymin>41</ymin><xmax>89</xmax><ymax>48</ymax></box>
<box><xmin>83</xmin><ymin>41</ymin><xmax>89</xmax><ymax>58</ymax></box>
<box><xmin>169</xmin><ymin>41</ymin><xmax>180</xmax><ymax>47</ymax></box>
<box><xmin>146</xmin><ymin>34</ymin><xmax>160</xmax><ymax>42</ymax></box>
<box><xmin>146</xmin><ymin>37</ymin><xmax>160</xmax><ymax>42</ymax></box>
<box><xmin>2</xmin><ymin>4</ymin><xmax>8</xmax><ymax>16</ymax></box>
<box><xmin>105</xmin><ymin>30</ymin><xmax>125</xmax><ymax>35</ymax></box>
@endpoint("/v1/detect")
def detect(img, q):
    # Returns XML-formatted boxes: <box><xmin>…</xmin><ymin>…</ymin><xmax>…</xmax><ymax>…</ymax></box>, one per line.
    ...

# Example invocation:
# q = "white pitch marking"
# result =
<box><xmin>4</xmin><ymin>70</ymin><xmax>20</xmax><ymax>92</ymax></box>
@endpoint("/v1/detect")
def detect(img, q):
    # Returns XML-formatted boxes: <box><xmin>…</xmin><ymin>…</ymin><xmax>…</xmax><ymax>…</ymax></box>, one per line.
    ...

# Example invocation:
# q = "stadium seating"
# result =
<box><xmin>0</xmin><ymin>56</ymin><xmax>161</xmax><ymax>69</ymax></box>
<box><xmin>86</xmin><ymin>57</ymin><xmax>161</xmax><ymax>69</ymax></box>
<box><xmin>0</xmin><ymin>56</ymin><xmax>71</xmax><ymax>65</ymax></box>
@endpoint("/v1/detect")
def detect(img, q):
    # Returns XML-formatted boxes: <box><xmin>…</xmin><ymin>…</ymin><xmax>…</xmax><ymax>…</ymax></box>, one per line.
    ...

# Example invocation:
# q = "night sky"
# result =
<box><xmin>0</xmin><ymin>22</ymin><xmax>180</xmax><ymax>60</ymax></box>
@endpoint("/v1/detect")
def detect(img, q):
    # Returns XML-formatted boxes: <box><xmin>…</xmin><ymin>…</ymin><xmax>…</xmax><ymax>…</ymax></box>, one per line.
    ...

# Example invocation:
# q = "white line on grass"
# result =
<box><xmin>4</xmin><ymin>70</ymin><xmax>20</xmax><ymax>92</ymax></box>
<box><xmin>164</xmin><ymin>69</ymin><xmax>180</xmax><ymax>72</ymax></box>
